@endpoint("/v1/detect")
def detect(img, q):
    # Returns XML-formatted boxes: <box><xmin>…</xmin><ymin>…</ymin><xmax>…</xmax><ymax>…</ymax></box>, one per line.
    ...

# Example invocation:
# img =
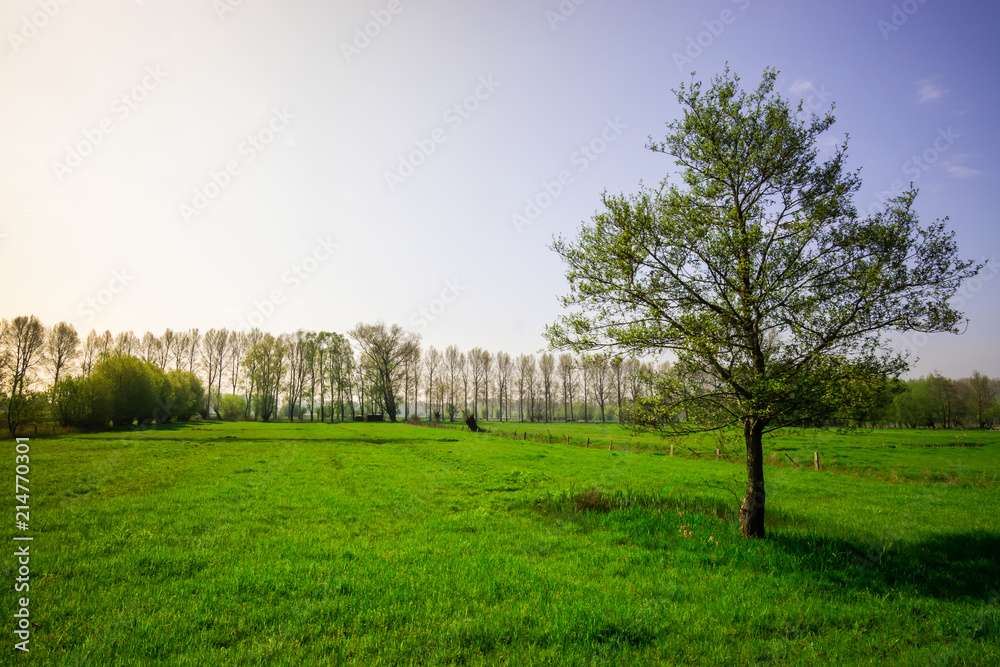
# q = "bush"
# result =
<box><xmin>219</xmin><ymin>394</ymin><xmax>247</xmax><ymax>421</ymax></box>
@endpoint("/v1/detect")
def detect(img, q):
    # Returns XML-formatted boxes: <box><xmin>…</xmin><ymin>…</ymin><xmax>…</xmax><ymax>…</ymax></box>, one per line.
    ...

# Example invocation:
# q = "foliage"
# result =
<box><xmin>218</xmin><ymin>394</ymin><xmax>247</xmax><ymax>421</ymax></box>
<box><xmin>52</xmin><ymin>355</ymin><xmax>204</xmax><ymax>428</ymax></box>
<box><xmin>546</xmin><ymin>67</ymin><xmax>981</xmax><ymax>536</ymax></box>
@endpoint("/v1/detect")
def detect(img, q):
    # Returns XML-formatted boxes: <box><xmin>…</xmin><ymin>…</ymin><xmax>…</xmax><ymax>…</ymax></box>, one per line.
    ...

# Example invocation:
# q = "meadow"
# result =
<box><xmin>2</xmin><ymin>420</ymin><xmax>998</xmax><ymax>665</ymax></box>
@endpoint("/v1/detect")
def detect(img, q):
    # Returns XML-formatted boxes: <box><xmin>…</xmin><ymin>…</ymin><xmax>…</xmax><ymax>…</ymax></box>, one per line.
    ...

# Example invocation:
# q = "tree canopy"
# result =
<box><xmin>546</xmin><ymin>67</ymin><xmax>982</xmax><ymax>537</ymax></box>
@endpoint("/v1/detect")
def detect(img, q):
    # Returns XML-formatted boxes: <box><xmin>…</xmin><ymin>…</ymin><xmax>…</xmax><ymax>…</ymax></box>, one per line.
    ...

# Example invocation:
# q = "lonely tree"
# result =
<box><xmin>546</xmin><ymin>67</ymin><xmax>981</xmax><ymax>538</ymax></box>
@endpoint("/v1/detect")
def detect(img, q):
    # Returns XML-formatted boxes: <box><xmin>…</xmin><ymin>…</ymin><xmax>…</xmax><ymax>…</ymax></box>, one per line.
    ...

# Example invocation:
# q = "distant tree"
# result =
<box><xmin>165</xmin><ymin>369</ymin><xmax>205</xmax><ymax>421</ymax></box>
<box><xmin>88</xmin><ymin>355</ymin><xmax>165</xmax><ymax>426</ymax></box>
<box><xmin>546</xmin><ymin>67</ymin><xmax>980</xmax><ymax>537</ymax></box>
<box><xmin>80</xmin><ymin>330</ymin><xmax>100</xmax><ymax>377</ymax></box>
<box><xmin>201</xmin><ymin>329</ymin><xmax>227</xmax><ymax>417</ymax></box>
<box><xmin>349</xmin><ymin>322</ymin><xmax>420</xmax><ymax>423</ymax></box>
<box><xmin>424</xmin><ymin>346</ymin><xmax>441</xmax><ymax>418</ymax></box>
<box><xmin>610</xmin><ymin>357</ymin><xmax>625</xmax><ymax>421</ymax></box>
<box><xmin>558</xmin><ymin>353</ymin><xmax>576</xmax><ymax>421</ymax></box>
<box><xmin>468</xmin><ymin>347</ymin><xmax>486</xmax><ymax>418</ymax></box>
<box><xmin>245</xmin><ymin>334</ymin><xmax>284</xmax><ymax>422</ymax></box>
<box><xmin>496</xmin><ymin>351</ymin><xmax>512</xmax><ymax>421</ymax></box>
<box><xmin>589</xmin><ymin>354</ymin><xmax>610</xmax><ymax>422</ymax></box>
<box><xmin>966</xmin><ymin>371</ymin><xmax>996</xmax><ymax>429</ymax></box>
<box><xmin>141</xmin><ymin>331</ymin><xmax>161</xmax><ymax>366</ymax></box>
<box><xmin>159</xmin><ymin>328</ymin><xmax>176</xmax><ymax>369</ymax></box>
<box><xmin>516</xmin><ymin>354</ymin><xmax>536</xmax><ymax>422</ymax></box>
<box><xmin>539</xmin><ymin>353</ymin><xmax>555</xmax><ymax>422</ymax></box>
<box><xmin>445</xmin><ymin>345</ymin><xmax>463</xmax><ymax>421</ymax></box>
<box><xmin>184</xmin><ymin>329</ymin><xmax>201</xmax><ymax>374</ymax></box>
<box><xmin>45</xmin><ymin>321</ymin><xmax>80</xmax><ymax>400</ymax></box>
<box><xmin>1</xmin><ymin>316</ymin><xmax>47</xmax><ymax>435</ymax></box>
<box><xmin>114</xmin><ymin>331</ymin><xmax>139</xmax><ymax>357</ymax></box>
<box><xmin>219</xmin><ymin>394</ymin><xmax>247</xmax><ymax>421</ymax></box>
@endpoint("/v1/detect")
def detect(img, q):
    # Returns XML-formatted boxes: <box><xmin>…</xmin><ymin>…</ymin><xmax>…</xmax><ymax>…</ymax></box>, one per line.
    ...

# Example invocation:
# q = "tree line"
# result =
<box><xmin>1</xmin><ymin>315</ymin><xmax>997</xmax><ymax>435</ymax></box>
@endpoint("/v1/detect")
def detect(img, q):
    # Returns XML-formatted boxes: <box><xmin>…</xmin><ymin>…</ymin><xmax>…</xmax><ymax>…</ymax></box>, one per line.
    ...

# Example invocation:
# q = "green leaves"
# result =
<box><xmin>548</xmin><ymin>66</ymin><xmax>981</xmax><ymax>433</ymax></box>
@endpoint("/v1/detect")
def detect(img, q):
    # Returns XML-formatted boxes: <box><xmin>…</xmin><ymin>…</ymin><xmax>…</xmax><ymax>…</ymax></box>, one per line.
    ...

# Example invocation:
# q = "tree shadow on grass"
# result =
<box><xmin>767</xmin><ymin>530</ymin><xmax>1000</xmax><ymax>602</ymax></box>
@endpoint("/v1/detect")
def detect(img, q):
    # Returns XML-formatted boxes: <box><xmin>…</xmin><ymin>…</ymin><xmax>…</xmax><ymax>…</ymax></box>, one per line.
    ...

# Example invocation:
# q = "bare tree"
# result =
<box><xmin>589</xmin><ymin>354</ymin><xmax>610</xmax><ymax>422</ymax></box>
<box><xmin>202</xmin><ymin>329</ymin><xmax>229</xmax><ymax>417</ymax></box>
<box><xmin>558</xmin><ymin>353</ymin><xmax>576</xmax><ymax>421</ymax></box>
<box><xmin>610</xmin><ymin>357</ymin><xmax>625</xmax><ymax>421</ymax></box>
<box><xmin>495</xmin><ymin>351</ymin><xmax>512</xmax><ymax>422</ymax></box>
<box><xmin>1</xmin><ymin>316</ymin><xmax>46</xmax><ymax>435</ymax></box>
<box><xmin>539</xmin><ymin>353</ymin><xmax>555</xmax><ymax>422</ymax></box>
<box><xmin>227</xmin><ymin>331</ymin><xmax>247</xmax><ymax>397</ymax></box>
<box><xmin>516</xmin><ymin>354</ymin><xmax>535</xmax><ymax>422</ymax></box>
<box><xmin>45</xmin><ymin>322</ymin><xmax>79</xmax><ymax>398</ymax></box>
<box><xmin>185</xmin><ymin>329</ymin><xmax>201</xmax><ymax>374</ymax></box>
<box><xmin>445</xmin><ymin>345</ymin><xmax>462</xmax><ymax>421</ymax></box>
<box><xmin>468</xmin><ymin>347</ymin><xmax>486</xmax><ymax>418</ymax></box>
<box><xmin>159</xmin><ymin>328</ymin><xmax>175</xmax><ymax>369</ymax></box>
<box><xmin>114</xmin><ymin>330</ymin><xmax>139</xmax><ymax>357</ymax></box>
<box><xmin>459</xmin><ymin>351</ymin><xmax>469</xmax><ymax>416</ymax></box>
<box><xmin>141</xmin><ymin>331</ymin><xmax>162</xmax><ymax>366</ymax></box>
<box><xmin>424</xmin><ymin>346</ymin><xmax>442</xmax><ymax>419</ymax></box>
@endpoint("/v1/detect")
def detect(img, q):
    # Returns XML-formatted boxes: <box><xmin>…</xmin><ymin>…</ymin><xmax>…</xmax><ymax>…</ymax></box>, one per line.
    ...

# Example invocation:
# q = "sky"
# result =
<box><xmin>1</xmin><ymin>0</ymin><xmax>998</xmax><ymax>378</ymax></box>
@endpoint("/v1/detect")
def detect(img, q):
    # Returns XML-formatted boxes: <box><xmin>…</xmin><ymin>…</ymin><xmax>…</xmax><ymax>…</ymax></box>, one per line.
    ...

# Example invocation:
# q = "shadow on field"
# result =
<box><xmin>771</xmin><ymin>531</ymin><xmax>1000</xmax><ymax>602</ymax></box>
<box><xmin>535</xmin><ymin>488</ymin><xmax>1000</xmax><ymax>603</ymax></box>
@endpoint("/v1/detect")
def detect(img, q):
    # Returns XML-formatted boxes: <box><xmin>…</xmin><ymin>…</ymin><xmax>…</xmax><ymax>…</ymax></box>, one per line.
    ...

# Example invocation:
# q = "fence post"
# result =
<box><xmin>716</xmin><ymin>448</ymin><xmax>720</xmax><ymax>462</ymax></box>
<box><xmin>586</xmin><ymin>437</ymin><xmax>590</xmax><ymax>448</ymax></box>
<box><xmin>670</xmin><ymin>443</ymin><xmax>674</xmax><ymax>456</ymax></box>
<box><xmin>814</xmin><ymin>451</ymin><xmax>820</xmax><ymax>470</ymax></box>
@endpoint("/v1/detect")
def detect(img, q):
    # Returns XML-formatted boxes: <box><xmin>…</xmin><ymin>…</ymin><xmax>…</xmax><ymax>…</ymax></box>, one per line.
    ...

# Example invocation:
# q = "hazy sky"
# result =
<box><xmin>2</xmin><ymin>0</ymin><xmax>997</xmax><ymax>377</ymax></box>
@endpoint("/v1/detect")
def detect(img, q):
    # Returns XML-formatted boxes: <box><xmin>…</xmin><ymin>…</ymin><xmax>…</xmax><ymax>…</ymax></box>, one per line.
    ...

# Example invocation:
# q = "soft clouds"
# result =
<box><xmin>916</xmin><ymin>77</ymin><xmax>948</xmax><ymax>104</ymax></box>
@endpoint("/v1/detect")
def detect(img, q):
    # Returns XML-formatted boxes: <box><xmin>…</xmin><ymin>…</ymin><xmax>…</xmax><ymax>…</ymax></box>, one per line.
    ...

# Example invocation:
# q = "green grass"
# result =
<box><xmin>2</xmin><ymin>421</ymin><xmax>998</xmax><ymax>665</ymax></box>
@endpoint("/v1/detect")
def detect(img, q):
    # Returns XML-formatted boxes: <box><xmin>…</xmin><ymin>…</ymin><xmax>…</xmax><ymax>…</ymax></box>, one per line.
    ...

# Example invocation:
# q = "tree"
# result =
<box><xmin>558</xmin><ymin>353</ymin><xmax>576</xmax><ymax>421</ymax></box>
<box><xmin>589</xmin><ymin>354</ymin><xmax>610</xmax><ymax>422</ymax></box>
<box><xmin>202</xmin><ymin>328</ymin><xmax>229</xmax><ymax>417</ymax></box>
<box><xmin>45</xmin><ymin>321</ymin><xmax>80</xmax><ymax>400</ymax></box>
<box><xmin>966</xmin><ymin>371</ymin><xmax>996</xmax><ymax>429</ymax></box>
<box><xmin>159</xmin><ymin>328</ymin><xmax>176</xmax><ymax>369</ymax></box>
<box><xmin>424</xmin><ymin>346</ymin><xmax>441</xmax><ymax>418</ymax></box>
<box><xmin>546</xmin><ymin>67</ymin><xmax>981</xmax><ymax>538</ymax></box>
<box><xmin>539</xmin><ymin>353</ymin><xmax>555</xmax><ymax>421</ymax></box>
<box><xmin>516</xmin><ymin>354</ymin><xmax>535</xmax><ymax>422</ymax></box>
<box><xmin>245</xmin><ymin>334</ymin><xmax>284</xmax><ymax>422</ymax></box>
<box><xmin>495</xmin><ymin>351</ymin><xmax>512</xmax><ymax>421</ymax></box>
<box><xmin>348</xmin><ymin>322</ymin><xmax>419</xmax><ymax>423</ymax></box>
<box><xmin>1</xmin><ymin>316</ymin><xmax>47</xmax><ymax>435</ymax></box>
<box><xmin>445</xmin><ymin>345</ymin><xmax>463</xmax><ymax>421</ymax></box>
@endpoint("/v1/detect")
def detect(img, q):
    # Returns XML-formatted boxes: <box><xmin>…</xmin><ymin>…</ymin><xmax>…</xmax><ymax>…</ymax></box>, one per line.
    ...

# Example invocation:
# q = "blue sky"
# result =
<box><xmin>1</xmin><ymin>0</ymin><xmax>997</xmax><ymax>377</ymax></box>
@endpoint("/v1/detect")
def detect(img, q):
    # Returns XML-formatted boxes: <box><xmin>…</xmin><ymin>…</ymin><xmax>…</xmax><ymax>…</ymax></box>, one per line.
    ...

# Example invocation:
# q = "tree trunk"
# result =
<box><xmin>739</xmin><ymin>418</ymin><xmax>767</xmax><ymax>538</ymax></box>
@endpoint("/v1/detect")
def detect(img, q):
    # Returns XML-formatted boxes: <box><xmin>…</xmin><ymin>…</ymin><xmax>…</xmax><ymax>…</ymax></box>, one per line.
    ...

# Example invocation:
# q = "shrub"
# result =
<box><xmin>219</xmin><ymin>394</ymin><xmax>247</xmax><ymax>421</ymax></box>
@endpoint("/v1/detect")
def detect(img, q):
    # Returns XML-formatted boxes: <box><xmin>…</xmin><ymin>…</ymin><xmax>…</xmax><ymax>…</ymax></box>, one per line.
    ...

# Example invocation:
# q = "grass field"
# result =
<box><xmin>3</xmin><ymin>421</ymin><xmax>999</xmax><ymax>665</ymax></box>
